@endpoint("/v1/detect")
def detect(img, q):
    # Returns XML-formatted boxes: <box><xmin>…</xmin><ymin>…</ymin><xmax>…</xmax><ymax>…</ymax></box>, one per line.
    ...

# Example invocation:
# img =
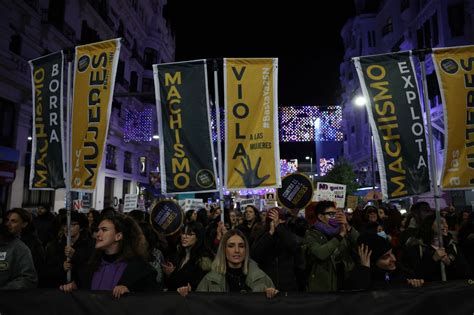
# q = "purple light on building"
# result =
<box><xmin>123</xmin><ymin>108</ymin><xmax>153</xmax><ymax>143</ymax></box>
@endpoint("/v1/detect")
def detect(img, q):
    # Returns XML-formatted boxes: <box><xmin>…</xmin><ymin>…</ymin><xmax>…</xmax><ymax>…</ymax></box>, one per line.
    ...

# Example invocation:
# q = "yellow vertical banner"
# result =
<box><xmin>71</xmin><ymin>39</ymin><xmax>121</xmax><ymax>191</ymax></box>
<box><xmin>224</xmin><ymin>58</ymin><xmax>281</xmax><ymax>190</ymax></box>
<box><xmin>433</xmin><ymin>46</ymin><xmax>474</xmax><ymax>189</ymax></box>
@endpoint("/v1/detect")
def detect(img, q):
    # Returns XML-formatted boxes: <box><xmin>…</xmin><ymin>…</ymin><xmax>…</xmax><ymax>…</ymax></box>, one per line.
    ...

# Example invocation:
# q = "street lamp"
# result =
<box><xmin>305</xmin><ymin>156</ymin><xmax>313</xmax><ymax>178</ymax></box>
<box><xmin>314</xmin><ymin>118</ymin><xmax>321</xmax><ymax>176</ymax></box>
<box><xmin>352</xmin><ymin>94</ymin><xmax>376</xmax><ymax>190</ymax></box>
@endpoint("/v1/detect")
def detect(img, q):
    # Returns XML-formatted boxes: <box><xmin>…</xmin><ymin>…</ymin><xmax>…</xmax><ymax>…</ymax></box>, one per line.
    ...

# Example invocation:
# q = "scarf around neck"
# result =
<box><xmin>90</xmin><ymin>254</ymin><xmax>127</xmax><ymax>291</ymax></box>
<box><xmin>313</xmin><ymin>221</ymin><xmax>340</xmax><ymax>237</ymax></box>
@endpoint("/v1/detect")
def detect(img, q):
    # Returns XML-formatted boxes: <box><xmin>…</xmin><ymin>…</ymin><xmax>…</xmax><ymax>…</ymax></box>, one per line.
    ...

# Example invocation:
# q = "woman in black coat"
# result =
<box><xmin>251</xmin><ymin>208</ymin><xmax>307</xmax><ymax>291</ymax></box>
<box><xmin>402</xmin><ymin>214</ymin><xmax>471</xmax><ymax>282</ymax></box>
<box><xmin>162</xmin><ymin>222</ymin><xmax>213</xmax><ymax>291</ymax></box>
<box><xmin>60</xmin><ymin>215</ymin><xmax>157</xmax><ymax>298</ymax></box>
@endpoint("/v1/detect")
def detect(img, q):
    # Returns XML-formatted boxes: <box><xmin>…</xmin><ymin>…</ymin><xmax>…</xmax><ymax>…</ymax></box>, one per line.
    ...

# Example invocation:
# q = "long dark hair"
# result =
<box><xmin>418</xmin><ymin>214</ymin><xmax>448</xmax><ymax>245</ymax></box>
<box><xmin>243</xmin><ymin>205</ymin><xmax>261</xmax><ymax>225</ymax></box>
<box><xmin>89</xmin><ymin>215</ymin><xmax>148</xmax><ymax>271</ymax></box>
<box><xmin>176</xmin><ymin>222</ymin><xmax>210</xmax><ymax>269</ymax></box>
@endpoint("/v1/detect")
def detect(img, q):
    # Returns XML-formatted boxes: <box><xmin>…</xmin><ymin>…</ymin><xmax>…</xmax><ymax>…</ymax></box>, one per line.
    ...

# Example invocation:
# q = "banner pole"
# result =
<box><xmin>65</xmin><ymin>51</ymin><xmax>73</xmax><ymax>283</ymax></box>
<box><xmin>417</xmin><ymin>50</ymin><xmax>446</xmax><ymax>281</ymax></box>
<box><xmin>213</xmin><ymin>59</ymin><xmax>225</xmax><ymax>221</ymax></box>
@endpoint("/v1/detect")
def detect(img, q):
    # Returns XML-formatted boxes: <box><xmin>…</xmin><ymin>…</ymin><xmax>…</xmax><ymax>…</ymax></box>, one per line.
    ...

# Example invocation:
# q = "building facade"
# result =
<box><xmin>340</xmin><ymin>0</ymin><xmax>474</xmax><ymax>198</ymax></box>
<box><xmin>0</xmin><ymin>0</ymin><xmax>175</xmax><ymax>212</ymax></box>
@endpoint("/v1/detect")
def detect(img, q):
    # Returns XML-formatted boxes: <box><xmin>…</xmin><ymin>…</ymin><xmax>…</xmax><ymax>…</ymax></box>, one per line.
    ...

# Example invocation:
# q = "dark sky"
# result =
<box><xmin>168</xmin><ymin>1</ymin><xmax>356</xmax><ymax>106</ymax></box>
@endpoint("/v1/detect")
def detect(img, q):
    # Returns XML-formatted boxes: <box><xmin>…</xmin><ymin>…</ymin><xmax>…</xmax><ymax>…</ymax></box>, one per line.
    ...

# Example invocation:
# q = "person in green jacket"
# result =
<box><xmin>177</xmin><ymin>229</ymin><xmax>278</xmax><ymax>298</ymax></box>
<box><xmin>305</xmin><ymin>200</ymin><xmax>359</xmax><ymax>292</ymax></box>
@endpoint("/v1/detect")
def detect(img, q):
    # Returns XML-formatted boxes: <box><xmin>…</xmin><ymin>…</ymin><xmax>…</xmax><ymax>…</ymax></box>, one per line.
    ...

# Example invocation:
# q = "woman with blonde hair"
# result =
<box><xmin>177</xmin><ymin>229</ymin><xmax>277</xmax><ymax>298</ymax></box>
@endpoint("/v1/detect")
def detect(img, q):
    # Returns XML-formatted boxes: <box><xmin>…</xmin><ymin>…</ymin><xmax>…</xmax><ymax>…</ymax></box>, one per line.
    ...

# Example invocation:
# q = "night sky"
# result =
<box><xmin>168</xmin><ymin>1</ymin><xmax>356</xmax><ymax>106</ymax></box>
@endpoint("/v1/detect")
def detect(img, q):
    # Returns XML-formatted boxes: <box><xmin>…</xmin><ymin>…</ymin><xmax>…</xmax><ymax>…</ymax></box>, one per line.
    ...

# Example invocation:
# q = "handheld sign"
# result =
<box><xmin>123</xmin><ymin>194</ymin><xmax>138</xmax><ymax>213</ymax></box>
<box><xmin>277</xmin><ymin>173</ymin><xmax>314</xmax><ymax>210</ymax></box>
<box><xmin>150</xmin><ymin>200</ymin><xmax>184</xmax><ymax>236</ymax></box>
<box><xmin>313</xmin><ymin>182</ymin><xmax>347</xmax><ymax>208</ymax></box>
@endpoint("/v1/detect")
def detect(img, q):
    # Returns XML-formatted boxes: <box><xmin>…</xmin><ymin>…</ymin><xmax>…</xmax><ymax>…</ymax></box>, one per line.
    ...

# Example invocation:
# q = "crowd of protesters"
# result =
<box><xmin>0</xmin><ymin>200</ymin><xmax>473</xmax><ymax>299</ymax></box>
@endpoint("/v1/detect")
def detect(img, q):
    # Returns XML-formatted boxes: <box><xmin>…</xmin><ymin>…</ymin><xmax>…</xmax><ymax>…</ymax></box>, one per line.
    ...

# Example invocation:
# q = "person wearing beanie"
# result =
<box><xmin>348</xmin><ymin>233</ymin><xmax>424</xmax><ymax>290</ymax></box>
<box><xmin>305</xmin><ymin>200</ymin><xmax>359</xmax><ymax>292</ymax></box>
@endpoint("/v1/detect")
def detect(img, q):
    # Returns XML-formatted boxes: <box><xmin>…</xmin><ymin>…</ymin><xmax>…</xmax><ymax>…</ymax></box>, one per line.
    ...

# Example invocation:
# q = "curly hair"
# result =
<box><xmin>5</xmin><ymin>208</ymin><xmax>35</xmax><ymax>234</ymax></box>
<box><xmin>89</xmin><ymin>215</ymin><xmax>148</xmax><ymax>271</ymax></box>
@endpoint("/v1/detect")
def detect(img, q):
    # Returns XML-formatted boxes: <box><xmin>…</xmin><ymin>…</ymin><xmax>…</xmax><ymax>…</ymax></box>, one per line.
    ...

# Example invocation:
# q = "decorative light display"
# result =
<box><xmin>224</xmin><ymin>187</ymin><xmax>276</xmax><ymax>196</ymax></box>
<box><xmin>319</xmin><ymin>157</ymin><xmax>335</xmax><ymax>176</ymax></box>
<box><xmin>211</xmin><ymin>107</ymin><xmax>225</xmax><ymax>141</ymax></box>
<box><xmin>279</xmin><ymin>106</ymin><xmax>343</xmax><ymax>142</ymax></box>
<box><xmin>280</xmin><ymin>159</ymin><xmax>298</xmax><ymax>176</ymax></box>
<box><xmin>223</xmin><ymin>159</ymin><xmax>295</xmax><ymax>196</ymax></box>
<box><xmin>123</xmin><ymin>107</ymin><xmax>153</xmax><ymax>142</ymax></box>
<box><xmin>211</xmin><ymin>106</ymin><xmax>342</xmax><ymax>142</ymax></box>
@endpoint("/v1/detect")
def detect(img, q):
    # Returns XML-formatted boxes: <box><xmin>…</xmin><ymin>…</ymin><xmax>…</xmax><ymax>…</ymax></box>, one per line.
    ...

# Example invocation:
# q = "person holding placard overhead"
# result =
<box><xmin>305</xmin><ymin>200</ymin><xmax>359</xmax><ymax>292</ymax></box>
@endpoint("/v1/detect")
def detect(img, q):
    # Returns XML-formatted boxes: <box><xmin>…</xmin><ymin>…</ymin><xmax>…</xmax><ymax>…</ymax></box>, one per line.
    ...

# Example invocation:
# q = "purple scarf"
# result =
<box><xmin>91</xmin><ymin>259</ymin><xmax>127</xmax><ymax>291</ymax></box>
<box><xmin>313</xmin><ymin>221</ymin><xmax>340</xmax><ymax>237</ymax></box>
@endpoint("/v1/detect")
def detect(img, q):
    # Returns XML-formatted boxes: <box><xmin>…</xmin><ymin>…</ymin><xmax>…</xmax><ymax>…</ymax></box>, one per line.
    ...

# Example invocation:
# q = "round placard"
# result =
<box><xmin>149</xmin><ymin>199</ymin><xmax>184</xmax><ymax>236</ymax></box>
<box><xmin>276</xmin><ymin>173</ymin><xmax>314</xmax><ymax>210</ymax></box>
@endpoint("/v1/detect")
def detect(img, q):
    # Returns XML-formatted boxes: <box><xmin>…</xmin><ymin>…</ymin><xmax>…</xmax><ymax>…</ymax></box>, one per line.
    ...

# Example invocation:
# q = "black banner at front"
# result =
<box><xmin>354</xmin><ymin>52</ymin><xmax>430</xmax><ymax>199</ymax></box>
<box><xmin>29</xmin><ymin>51</ymin><xmax>65</xmax><ymax>190</ymax></box>
<box><xmin>154</xmin><ymin>60</ymin><xmax>217</xmax><ymax>194</ymax></box>
<box><xmin>1</xmin><ymin>280</ymin><xmax>473</xmax><ymax>315</ymax></box>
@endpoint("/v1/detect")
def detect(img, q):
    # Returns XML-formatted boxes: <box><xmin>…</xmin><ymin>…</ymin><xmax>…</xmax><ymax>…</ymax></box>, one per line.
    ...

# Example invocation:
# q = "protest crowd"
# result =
<box><xmin>1</xmin><ymin>199</ymin><xmax>473</xmax><ymax>302</ymax></box>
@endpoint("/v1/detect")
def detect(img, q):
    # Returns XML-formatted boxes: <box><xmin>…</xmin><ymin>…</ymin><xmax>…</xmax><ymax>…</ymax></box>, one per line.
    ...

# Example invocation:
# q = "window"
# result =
<box><xmin>144</xmin><ymin>47</ymin><xmax>158</xmax><ymax>69</ymax></box>
<box><xmin>104</xmin><ymin>177</ymin><xmax>115</xmax><ymax>208</ymax></box>
<box><xmin>423</xmin><ymin>20</ymin><xmax>431</xmax><ymax>48</ymax></box>
<box><xmin>448</xmin><ymin>3</ymin><xmax>465</xmax><ymax>37</ymax></box>
<box><xmin>106</xmin><ymin>145</ymin><xmax>116</xmax><ymax>170</ymax></box>
<box><xmin>117</xmin><ymin>20</ymin><xmax>125</xmax><ymax>38</ymax></box>
<box><xmin>130</xmin><ymin>71</ymin><xmax>138</xmax><ymax>92</ymax></box>
<box><xmin>401</xmin><ymin>0</ymin><xmax>409</xmax><ymax>11</ymax></box>
<box><xmin>9</xmin><ymin>34</ymin><xmax>22</xmax><ymax>55</ymax></box>
<box><xmin>416</xmin><ymin>15</ymin><xmax>438</xmax><ymax>49</ymax></box>
<box><xmin>382</xmin><ymin>17</ymin><xmax>393</xmax><ymax>36</ymax></box>
<box><xmin>367</xmin><ymin>30</ymin><xmax>376</xmax><ymax>47</ymax></box>
<box><xmin>0</xmin><ymin>98</ymin><xmax>16</xmax><ymax>147</ymax></box>
<box><xmin>432</xmin><ymin>14</ymin><xmax>439</xmax><ymax>46</ymax></box>
<box><xmin>427</xmin><ymin>73</ymin><xmax>440</xmax><ymax>105</ymax></box>
<box><xmin>80</xmin><ymin>20</ymin><xmax>100</xmax><ymax>44</ymax></box>
<box><xmin>124</xmin><ymin>151</ymin><xmax>132</xmax><ymax>173</ymax></box>
<box><xmin>117</xmin><ymin>60</ymin><xmax>125</xmax><ymax>83</ymax></box>
<box><xmin>48</xmin><ymin>0</ymin><xmax>65</xmax><ymax>30</ymax></box>
<box><xmin>122</xmin><ymin>179</ymin><xmax>131</xmax><ymax>200</ymax></box>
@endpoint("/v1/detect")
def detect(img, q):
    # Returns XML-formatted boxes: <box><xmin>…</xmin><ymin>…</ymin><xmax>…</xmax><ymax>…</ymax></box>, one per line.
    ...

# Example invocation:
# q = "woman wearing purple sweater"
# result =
<box><xmin>60</xmin><ymin>215</ymin><xmax>157</xmax><ymax>298</ymax></box>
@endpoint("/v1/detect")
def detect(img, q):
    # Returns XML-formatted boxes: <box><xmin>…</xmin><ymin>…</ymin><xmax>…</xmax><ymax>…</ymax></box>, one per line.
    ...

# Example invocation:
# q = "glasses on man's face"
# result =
<box><xmin>323</xmin><ymin>212</ymin><xmax>337</xmax><ymax>218</ymax></box>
